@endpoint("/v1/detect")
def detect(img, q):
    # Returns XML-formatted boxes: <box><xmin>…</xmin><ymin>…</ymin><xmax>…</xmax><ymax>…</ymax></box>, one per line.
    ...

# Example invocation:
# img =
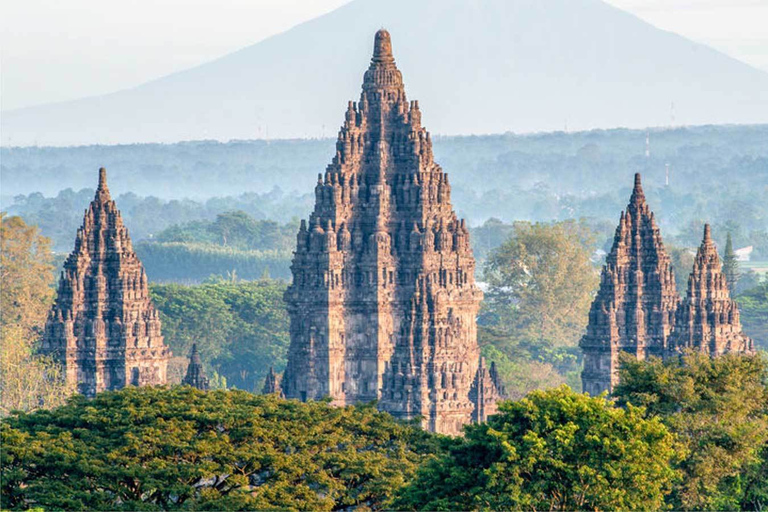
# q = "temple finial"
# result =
<box><xmin>189</xmin><ymin>343</ymin><xmax>202</xmax><ymax>363</ymax></box>
<box><xmin>703</xmin><ymin>224</ymin><xmax>712</xmax><ymax>243</ymax></box>
<box><xmin>629</xmin><ymin>172</ymin><xmax>645</xmax><ymax>205</ymax></box>
<box><xmin>372</xmin><ymin>29</ymin><xmax>394</xmax><ymax>64</ymax></box>
<box><xmin>97</xmin><ymin>167</ymin><xmax>109</xmax><ymax>194</ymax></box>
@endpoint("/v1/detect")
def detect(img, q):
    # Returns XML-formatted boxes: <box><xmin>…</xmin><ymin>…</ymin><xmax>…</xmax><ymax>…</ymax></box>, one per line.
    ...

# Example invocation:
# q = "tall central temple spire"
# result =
<box><xmin>282</xmin><ymin>30</ymin><xmax>501</xmax><ymax>435</ymax></box>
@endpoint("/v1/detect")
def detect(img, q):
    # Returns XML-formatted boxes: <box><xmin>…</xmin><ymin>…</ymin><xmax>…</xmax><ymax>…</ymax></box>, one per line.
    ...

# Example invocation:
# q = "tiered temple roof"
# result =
<box><xmin>182</xmin><ymin>343</ymin><xmax>209</xmax><ymax>390</ymax></box>
<box><xmin>281</xmin><ymin>30</ymin><xmax>499</xmax><ymax>434</ymax></box>
<box><xmin>580</xmin><ymin>173</ymin><xmax>680</xmax><ymax>395</ymax></box>
<box><xmin>262</xmin><ymin>367</ymin><xmax>283</xmax><ymax>396</ymax></box>
<box><xmin>469</xmin><ymin>358</ymin><xmax>507</xmax><ymax>423</ymax></box>
<box><xmin>42</xmin><ymin>168</ymin><xmax>170</xmax><ymax>397</ymax></box>
<box><xmin>668</xmin><ymin>225</ymin><xmax>755</xmax><ymax>356</ymax></box>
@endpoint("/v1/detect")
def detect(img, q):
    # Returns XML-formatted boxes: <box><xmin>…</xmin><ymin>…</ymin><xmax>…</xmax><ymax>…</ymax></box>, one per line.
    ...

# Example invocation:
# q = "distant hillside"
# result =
<box><xmin>3</xmin><ymin>0</ymin><xmax>768</xmax><ymax>146</ymax></box>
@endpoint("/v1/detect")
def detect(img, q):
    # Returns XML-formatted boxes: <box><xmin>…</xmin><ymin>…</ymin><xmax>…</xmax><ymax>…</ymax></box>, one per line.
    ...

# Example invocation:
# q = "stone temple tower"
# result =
<box><xmin>580</xmin><ymin>173</ymin><xmax>680</xmax><ymax>395</ymax></box>
<box><xmin>668</xmin><ymin>225</ymin><xmax>755</xmax><ymax>356</ymax></box>
<box><xmin>182</xmin><ymin>344</ymin><xmax>209</xmax><ymax>391</ymax></box>
<box><xmin>42</xmin><ymin>168</ymin><xmax>170</xmax><ymax>397</ymax></box>
<box><xmin>282</xmin><ymin>30</ymin><xmax>502</xmax><ymax>434</ymax></box>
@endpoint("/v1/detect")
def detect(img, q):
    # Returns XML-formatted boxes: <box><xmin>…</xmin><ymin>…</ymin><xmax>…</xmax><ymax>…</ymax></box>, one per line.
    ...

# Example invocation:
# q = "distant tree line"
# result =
<box><xmin>4</xmin><ymin>124</ymin><xmax>768</xmax><ymax>261</ymax></box>
<box><xmin>6</xmin><ymin>187</ymin><xmax>310</xmax><ymax>252</ymax></box>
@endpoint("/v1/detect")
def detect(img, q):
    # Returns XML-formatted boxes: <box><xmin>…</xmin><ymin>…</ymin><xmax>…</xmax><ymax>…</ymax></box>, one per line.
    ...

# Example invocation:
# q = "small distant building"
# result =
<box><xmin>469</xmin><ymin>358</ymin><xmax>507</xmax><ymax>423</ymax></box>
<box><xmin>262</xmin><ymin>367</ymin><xmax>283</xmax><ymax>396</ymax></box>
<box><xmin>182</xmin><ymin>344</ymin><xmax>209</xmax><ymax>391</ymax></box>
<box><xmin>734</xmin><ymin>246</ymin><xmax>753</xmax><ymax>262</ymax></box>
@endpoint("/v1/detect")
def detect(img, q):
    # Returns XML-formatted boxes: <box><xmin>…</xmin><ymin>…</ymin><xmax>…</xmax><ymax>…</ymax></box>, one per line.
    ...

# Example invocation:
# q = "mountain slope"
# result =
<box><xmin>3</xmin><ymin>0</ymin><xmax>768</xmax><ymax>146</ymax></box>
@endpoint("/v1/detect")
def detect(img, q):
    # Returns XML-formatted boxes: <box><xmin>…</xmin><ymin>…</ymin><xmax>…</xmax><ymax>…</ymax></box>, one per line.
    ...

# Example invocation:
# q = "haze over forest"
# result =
<box><xmin>3</xmin><ymin>0</ymin><xmax>768</xmax><ymax>146</ymax></box>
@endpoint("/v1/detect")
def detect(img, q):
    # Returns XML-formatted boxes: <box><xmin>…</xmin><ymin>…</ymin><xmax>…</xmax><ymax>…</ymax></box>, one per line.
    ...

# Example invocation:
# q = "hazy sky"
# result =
<box><xmin>2</xmin><ymin>0</ymin><xmax>767</xmax><ymax>111</ymax></box>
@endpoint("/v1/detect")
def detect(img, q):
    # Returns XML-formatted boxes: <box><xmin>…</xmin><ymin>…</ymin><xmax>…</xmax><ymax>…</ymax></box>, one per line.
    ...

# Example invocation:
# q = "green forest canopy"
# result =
<box><xmin>3</xmin><ymin>361</ymin><xmax>766</xmax><ymax>512</ymax></box>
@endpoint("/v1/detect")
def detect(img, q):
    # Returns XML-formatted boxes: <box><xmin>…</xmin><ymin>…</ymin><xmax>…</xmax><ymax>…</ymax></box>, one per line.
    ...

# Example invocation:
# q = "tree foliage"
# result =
<box><xmin>739</xmin><ymin>281</ymin><xmax>768</xmax><ymax>350</ymax></box>
<box><xmin>480</xmin><ymin>220</ymin><xmax>598</xmax><ymax>395</ymax></box>
<box><xmin>614</xmin><ymin>352</ymin><xmax>768</xmax><ymax>511</ymax></box>
<box><xmin>483</xmin><ymin>220</ymin><xmax>598</xmax><ymax>347</ymax></box>
<box><xmin>1</xmin><ymin>386</ymin><xmax>440</xmax><ymax>511</ymax></box>
<box><xmin>136</xmin><ymin>241</ymin><xmax>291</xmax><ymax>283</ymax></box>
<box><xmin>0</xmin><ymin>214</ymin><xmax>72</xmax><ymax>416</ymax></box>
<box><xmin>150</xmin><ymin>280</ymin><xmax>289</xmax><ymax>391</ymax></box>
<box><xmin>722</xmin><ymin>232</ymin><xmax>741</xmax><ymax>296</ymax></box>
<box><xmin>391</xmin><ymin>386</ymin><xmax>676</xmax><ymax>511</ymax></box>
<box><xmin>0</xmin><ymin>213</ymin><xmax>54</xmax><ymax>335</ymax></box>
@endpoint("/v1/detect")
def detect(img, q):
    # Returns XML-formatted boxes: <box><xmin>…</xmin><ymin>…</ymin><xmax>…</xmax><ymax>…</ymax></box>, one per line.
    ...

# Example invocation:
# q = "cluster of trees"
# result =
<box><xmin>154</xmin><ymin>211</ymin><xmax>297</xmax><ymax>252</ymax></box>
<box><xmin>740</xmin><ymin>282</ymin><xmax>768</xmax><ymax>350</ymax></box>
<box><xmin>150</xmin><ymin>280</ymin><xmax>289</xmax><ymax>391</ymax></box>
<box><xmin>137</xmin><ymin>242</ymin><xmax>292</xmax><ymax>282</ymax></box>
<box><xmin>135</xmin><ymin>211</ymin><xmax>297</xmax><ymax>282</ymax></box>
<box><xmin>479</xmin><ymin>220</ymin><xmax>600</xmax><ymax>394</ymax></box>
<box><xmin>3</xmin><ymin>352</ymin><xmax>766</xmax><ymax>510</ymax></box>
<box><xmin>1</xmin><ymin>388</ymin><xmax>438</xmax><ymax>510</ymax></box>
<box><xmin>394</xmin><ymin>353</ymin><xmax>768</xmax><ymax>511</ymax></box>
<box><xmin>0</xmin><ymin>215</ymin><xmax>72</xmax><ymax>416</ymax></box>
<box><xmin>6</xmin><ymin>187</ymin><xmax>311</xmax><ymax>252</ymax></box>
<box><xmin>614</xmin><ymin>353</ymin><xmax>768</xmax><ymax>510</ymax></box>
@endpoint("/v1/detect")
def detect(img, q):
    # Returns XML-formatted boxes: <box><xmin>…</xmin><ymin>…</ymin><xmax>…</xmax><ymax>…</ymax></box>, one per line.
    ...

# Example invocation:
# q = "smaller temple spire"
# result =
<box><xmin>41</xmin><ymin>167</ymin><xmax>170</xmax><ymax>396</ymax></box>
<box><xmin>470</xmin><ymin>356</ymin><xmax>506</xmax><ymax>423</ymax></box>
<box><xmin>262</xmin><ymin>367</ymin><xmax>283</xmax><ymax>396</ymax></box>
<box><xmin>668</xmin><ymin>224</ymin><xmax>755</xmax><ymax>356</ymax></box>
<box><xmin>182</xmin><ymin>343</ymin><xmax>209</xmax><ymax>390</ymax></box>
<box><xmin>580</xmin><ymin>172</ymin><xmax>679</xmax><ymax>396</ymax></box>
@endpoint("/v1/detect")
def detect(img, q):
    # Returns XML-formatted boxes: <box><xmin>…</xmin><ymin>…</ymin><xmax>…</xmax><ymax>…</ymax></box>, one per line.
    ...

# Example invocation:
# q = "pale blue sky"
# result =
<box><xmin>2</xmin><ymin>0</ymin><xmax>767</xmax><ymax>111</ymax></box>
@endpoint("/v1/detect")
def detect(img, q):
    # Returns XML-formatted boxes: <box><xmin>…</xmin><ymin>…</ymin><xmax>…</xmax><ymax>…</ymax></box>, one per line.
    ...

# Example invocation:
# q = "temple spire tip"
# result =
<box><xmin>703</xmin><ymin>223</ymin><xmax>712</xmax><ymax>243</ymax></box>
<box><xmin>372</xmin><ymin>28</ymin><xmax>394</xmax><ymax>64</ymax></box>
<box><xmin>629</xmin><ymin>172</ymin><xmax>645</xmax><ymax>205</ymax></box>
<box><xmin>97</xmin><ymin>167</ymin><xmax>108</xmax><ymax>192</ymax></box>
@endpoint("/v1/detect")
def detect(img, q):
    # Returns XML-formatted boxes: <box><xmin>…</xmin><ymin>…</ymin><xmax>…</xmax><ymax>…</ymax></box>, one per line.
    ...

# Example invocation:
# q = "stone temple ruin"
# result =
<box><xmin>42</xmin><ymin>168</ymin><xmax>171</xmax><ymax>397</ymax></box>
<box><xmin>39</xmin><ymin>32</ymin><xmax>754</xmax><ymax>427</ymax></box>
<box><xmin>281</xmin><ymin>29</ymin><xmax>505</xmax><ymax>435</ymax></box>
<box><xmin>580</xmin><ymin>173</ymin><xmax>754</xmax><ymax>395</ymax></box>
